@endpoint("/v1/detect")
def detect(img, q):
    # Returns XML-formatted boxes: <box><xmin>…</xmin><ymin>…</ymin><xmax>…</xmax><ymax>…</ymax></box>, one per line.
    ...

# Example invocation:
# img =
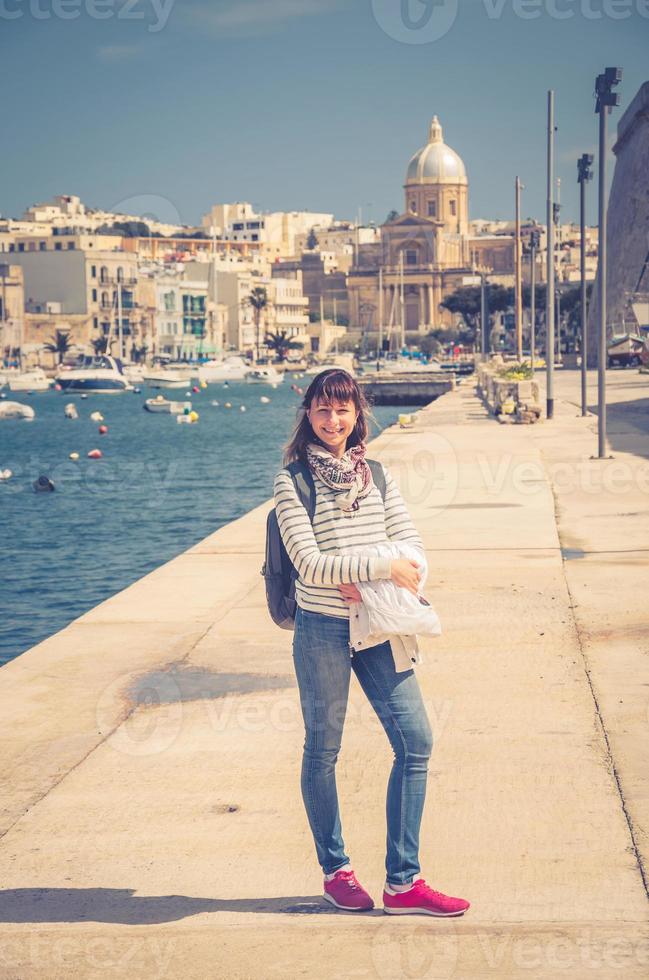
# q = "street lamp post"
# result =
<box><xmin>577</xmin><ymin>152</ymin><xmax>594</xmax><ymax>417</ymax></box>
<box><xmin>546</xmin><ymin>90</ymin><xmax>556</xmax><ymax>419</ymax></box>
<box><xmin>595</xmin><ymin>66</ymin><xmax>622</xmax><ymax>459</ymax></box>
<box><xmin>480</xmin><ymin>272</ymin><xmax>489</xmax><ymax>356</ymax></box>
<box><xmin>529</xmin><ymin>230</ymin><xmax>540</xmax><ymax>374</ymax></box>
<box><xmin>515</xmin><ymin>176</ymin><xmax>523</xmax><ymax>361</ymax></box>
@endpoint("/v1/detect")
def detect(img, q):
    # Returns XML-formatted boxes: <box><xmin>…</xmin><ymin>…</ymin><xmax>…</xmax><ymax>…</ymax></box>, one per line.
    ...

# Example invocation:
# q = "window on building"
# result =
<box><xmin>92</xmin><ymin>288</ymin><xmax>97</xmax><ymax>302</ymax></box>
<box><xmin>67</xmin><ymin>242</ymin><xmax>75</xmax><ymax>250</ymax></box>
<box><xmin>100</xmin><ymin>266</ymin><xmax>109</xmax><ymax>283</ymax></box>
<box><xmin>54</xmin><ymin>243</ymin><xmax>62</xmax><ymax>251</ymax></box>
<box><xmin>18</xmin><ymin>243</ymin><xmax>25</xmax><ymax>252</ymax></box>
<box><xmin>410</xmin><ymin>200</ymin><xmax>416</xmax><ymax>213</ymax></box>
<box><xmin>101</xmin><ymin>291</ymin><xmax>109</xmax><ymax>308</ymax></box>
<box><xmin>8</xmin><ymin>244</ymin><xmax>15</xmax><ymax>252</ymax></box>
<box><xmin>116</xmin><ymin>267</ymin><xmax>124</xmax><ymax>282</ymax></box>
<box><xmin>405</xmin><ymin>249</ymin><xmax>418</xmax><ymax>266</ymax></box>
<box><xmin>93</xmin><ymin>316</ymin><xmax>98</xmax><ymax>329</ymax></box>
<box><xmin>40</xmin><ymin>242</ymin><xmax>47</xmax><ymax>251</ymax></box>
<box><xmin>427</xmin><ymin>200</ymin><xmax>437</xmax><ymax>217</ymax></box>
<box><xmin>29</xmin><ymin>242</ymin><xmax>36</xmax><ymax>251</ymax></box>
<box><xmin>233</xmin><ymin>223</ymin><xmax>244</xmax><ymax>231</ymax></box>
<box><xmin>450</xmin><ymin>200</ymin><xmax>457</xmax><ymax>217</ymax></box>
<box><xmin>91</xmin><ymin>265</ymin><xmax>96</xmax><ymax>277</ymax></box>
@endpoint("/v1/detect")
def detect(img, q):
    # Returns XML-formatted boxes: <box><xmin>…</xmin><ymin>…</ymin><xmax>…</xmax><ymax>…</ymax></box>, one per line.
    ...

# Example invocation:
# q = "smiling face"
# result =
<box><xmin>307</xmin><ymin>397</ymin><xmax>358</xmax><ymax>457</ymax></box>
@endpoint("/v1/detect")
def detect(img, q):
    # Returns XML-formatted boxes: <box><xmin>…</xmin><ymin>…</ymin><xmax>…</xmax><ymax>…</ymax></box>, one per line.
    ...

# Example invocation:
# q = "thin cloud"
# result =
<box><xmin>183</xmin><ymin>0</ymin><xmax>342</xmax><ymax>34</ymax></box>
<box><xmin>97</xmin><ymin>44</ymin><xmax>144</xmax><ymax>63</ymax></box>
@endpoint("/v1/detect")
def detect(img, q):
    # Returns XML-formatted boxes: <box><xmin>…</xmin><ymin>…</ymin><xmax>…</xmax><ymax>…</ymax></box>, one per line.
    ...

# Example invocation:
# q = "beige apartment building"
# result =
<box><xmin>4</xmin><ymin>236</ymin><xmax>139</xmax><ymax>357</ymax></box>
<box><xmin>201</xmin><ymin>202</ymin><xmax>334</xmax><ymax>259</ymax></box>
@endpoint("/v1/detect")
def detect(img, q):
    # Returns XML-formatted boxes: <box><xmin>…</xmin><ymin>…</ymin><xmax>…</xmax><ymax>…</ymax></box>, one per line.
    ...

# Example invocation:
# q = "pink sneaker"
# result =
<box><xmin>323</xmin><ymin>869</ymin><xmax>375</xmax><ymax>911</ymax></box>
<box><xmin>383</xmin><ymin>877</ymin><xmax>470</xmax><ymax>917</ymax></box>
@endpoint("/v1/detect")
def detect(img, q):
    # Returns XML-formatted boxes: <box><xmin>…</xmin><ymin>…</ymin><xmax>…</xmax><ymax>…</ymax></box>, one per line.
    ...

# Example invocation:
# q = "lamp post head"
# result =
<box><xmin>578</xmin><ymin>153</ymin><xmax>594</xmax><ymax>183</ymax></box>
<box><xmin>595</xmin><ymin>67</ymin><xmax>622</xmax><ymax>113</ymax></box>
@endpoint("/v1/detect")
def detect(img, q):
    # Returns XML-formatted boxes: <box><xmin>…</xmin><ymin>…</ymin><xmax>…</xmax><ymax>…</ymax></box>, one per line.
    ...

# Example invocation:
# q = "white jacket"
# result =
<box><xmin>347</xmin><ymin>541</ymin><xmax>442</xmax><ymax>673</ymax></box>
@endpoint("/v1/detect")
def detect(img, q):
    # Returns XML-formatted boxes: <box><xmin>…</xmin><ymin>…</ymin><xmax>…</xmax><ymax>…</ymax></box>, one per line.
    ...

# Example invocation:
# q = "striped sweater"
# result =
<box><xmin>273</xmin><ymin>460</ymin><xmax>425</xmax><ymax>619</ymax></box>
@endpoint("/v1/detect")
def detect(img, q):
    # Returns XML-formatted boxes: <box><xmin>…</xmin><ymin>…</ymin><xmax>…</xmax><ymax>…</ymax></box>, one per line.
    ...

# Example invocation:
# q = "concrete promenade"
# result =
<box><xmin>0</xmin><ymin>370</ymin><xmax>647</xmax><ymax>979</ymax></box>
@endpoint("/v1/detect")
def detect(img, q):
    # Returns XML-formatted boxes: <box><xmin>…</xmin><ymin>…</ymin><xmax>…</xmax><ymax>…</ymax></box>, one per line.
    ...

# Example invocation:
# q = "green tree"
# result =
<box><xmin>43</xmin><ymin>329</ymin><xmax>72</xmax><ymax>365</ymax></box>
<box><xmin>440</xmin><ymin>284</ymin><xmax>514</xmax><ymax>346</ymax></box>
<box><xmin>385</xmin><ymin>210</ymin><xmax>399</xmax><ymax>223</ymax></box>
<box><xmin>264</xmin><ymin>330</ymin><xmax>304</xmax><ymax>362</ymax></box>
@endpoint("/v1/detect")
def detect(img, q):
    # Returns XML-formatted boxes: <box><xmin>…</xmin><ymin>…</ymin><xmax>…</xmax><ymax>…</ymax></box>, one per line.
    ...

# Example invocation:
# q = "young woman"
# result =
<box><xmin>273</xmin><ymin>368</ymin><xmax>469</xmax><ymax>917</ymax></box>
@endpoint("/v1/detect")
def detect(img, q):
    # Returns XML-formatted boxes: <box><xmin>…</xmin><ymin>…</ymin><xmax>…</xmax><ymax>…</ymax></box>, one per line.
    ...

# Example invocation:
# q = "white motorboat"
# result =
<box><xmin>55</xmin><ymin>354</ymin><xmax>132</xmax><ymax>393</ymax></box>
<box><xmin>7</xmin><ymin>368</ymin><xmax>52</xmax><ymax>392</ymax></box>
<box><xmin>246</xmin><ymin>367</ymin><xmax>284</xmax><ymax>385</ymax></box>
<box><xmin>122</xmin><ymin>363</ymin><xmax>147</xmax><ymax>384</ymax></box>
<box><xmin>197</xmin><ymin>355</ymin><xmax>251</xmax><ymax>383</ymax></box>
<box><xmin>0</xmin><ymin>401</ymin><xmax>35</xmax><ymax>420</ymax></box>
<box><xmin>142</xmin><ymin>368</ymin><xmax>192</xmax><ymax>389</ymax></box>
<box><xmin>381</xmin><ymin>357</ymin><xmax>442</xmax><ymax>373</ymax></box>
<box><xmin>144</xmin><ymin>395</ymin><xmax>192</xmax><ymax>414</ymax></box>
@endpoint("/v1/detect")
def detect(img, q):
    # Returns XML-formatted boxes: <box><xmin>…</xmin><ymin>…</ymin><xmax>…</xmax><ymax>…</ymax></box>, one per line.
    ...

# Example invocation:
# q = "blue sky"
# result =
<box><xmin>1</xmin><ymin>0</ymin><xmax>646</xmax><ymax>228</ymax></box>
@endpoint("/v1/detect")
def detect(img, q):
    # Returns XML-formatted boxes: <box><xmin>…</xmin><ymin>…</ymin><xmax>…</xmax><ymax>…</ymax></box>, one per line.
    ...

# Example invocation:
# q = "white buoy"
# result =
<box><xmin>0</xmin><ymin>468</ymin><xmax>12</xmax><ymax>480</ymax></box>
<box><xmin>260</xmin><ymin>396</ymin><xmax>270</xmax><ymax>404</ymax></box>
<box><xmin>211</xmin><ymin>400</ymin><xmax>220</xmax><ymax>407</ymax></box>
<box><xmin>224</xmin><ymin>402</ymin><xmax>231</xmax><ymax>408</ymax></box>
<box><xmin>90</xmin><ymin>411</ymin><xmax>103</xmax><ymax>422</ymax></box>
<box><xmin>64</xmin><ymin>403</ymin><xmax>78</xmax><ymax>419</ymax></box>
<box><xmin>240</xmin><ymin>405</ymin><xmax>246</xmax><ymax>412</ymax></box>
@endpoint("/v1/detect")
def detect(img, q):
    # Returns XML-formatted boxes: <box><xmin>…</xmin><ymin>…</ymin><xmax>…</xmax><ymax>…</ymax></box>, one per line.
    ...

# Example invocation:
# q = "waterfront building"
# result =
<box><xmin>0</xmin><ymin>263</ymin><xmax>25</xmax><ymax>363</ymax></box>
<box><xmin>3</xmin><ymin>242</ymin><xmax>139</xmax><ymax>358</ymax></box>
<box><xmin>347</xmin><ymin>115</ymin><xmax>516</xmax><ymax>334</ymax></box>
<box><xmin>272</xmin><ymin>252</ymin><xmax>349</xmax><ymax>325</ymax></box>
<box><xmin>201</xmin><ymin>202</ymin><xmax>334</xmax><ymax>259</ymax></box>
<box><xmin>293</xmin><ymin>223</ymin><xmax>380</xmax><ymax>260</ymax></box>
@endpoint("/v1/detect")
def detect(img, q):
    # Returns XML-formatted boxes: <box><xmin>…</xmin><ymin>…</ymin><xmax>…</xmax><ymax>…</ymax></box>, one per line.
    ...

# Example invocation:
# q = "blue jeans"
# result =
<box><xmin>292</xmin><ymin>606</ymin><xmax>433</xmax><ymax>885</ymax></box>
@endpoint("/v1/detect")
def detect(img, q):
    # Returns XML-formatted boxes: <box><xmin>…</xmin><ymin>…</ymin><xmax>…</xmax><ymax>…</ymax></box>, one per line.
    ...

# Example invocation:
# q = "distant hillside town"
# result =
<box><xmin>0</xmin><ymin>115</ymin><xmax>602</xmax><ymax>369</ymax></box>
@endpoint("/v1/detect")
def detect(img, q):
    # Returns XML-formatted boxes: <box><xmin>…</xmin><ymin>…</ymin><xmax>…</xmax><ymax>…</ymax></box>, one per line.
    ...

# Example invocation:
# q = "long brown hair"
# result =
<box><xmin>282</xmin><ymin>369</ymin><xmax>375</xmax><ymax>465</ymax></box>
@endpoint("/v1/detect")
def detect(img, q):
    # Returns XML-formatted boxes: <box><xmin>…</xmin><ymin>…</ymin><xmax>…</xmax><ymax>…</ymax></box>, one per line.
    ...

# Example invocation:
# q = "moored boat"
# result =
<box><xmin>144</xmin><ymin>395</ymin><xmax>192</xmax><ymax>414</ymax></box>
<box><xmin>0</xmin><ymin>401</ymin><xmax>35</xmax><ymax>420</ymax></box>
<box><xmin>55</xmin><ymin>355</ymin><xmax>132</xmax><ymax>393</ymax></box>
<box><xmin>197</xmin><ymin>355</ymin><xmax>251</xmax><ymax>383</ymax></box>
<box><xmin>246</xmin><ymin>367</ymin><xmax>284</xmax><ymax>385</ymax></box>
<box><xmin>7</xmin><ymin>368</ymin><xmax>52</xmax><ymax>392</ymax></box>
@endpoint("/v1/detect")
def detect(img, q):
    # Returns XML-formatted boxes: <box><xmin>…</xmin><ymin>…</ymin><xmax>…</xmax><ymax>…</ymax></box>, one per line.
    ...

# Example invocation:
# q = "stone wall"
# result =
<box><xmin>587</xmin><ymin>81</ymin><xmax>649</xmax><ymax>367</ymax></box>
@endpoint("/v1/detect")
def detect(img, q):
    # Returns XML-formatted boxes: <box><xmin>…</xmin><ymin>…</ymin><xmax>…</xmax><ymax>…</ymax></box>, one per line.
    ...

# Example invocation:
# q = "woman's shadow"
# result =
<box><xmin>0</xmin><ymin>888</ymin><xmax>384</xmax><ymax>923</ymax></box>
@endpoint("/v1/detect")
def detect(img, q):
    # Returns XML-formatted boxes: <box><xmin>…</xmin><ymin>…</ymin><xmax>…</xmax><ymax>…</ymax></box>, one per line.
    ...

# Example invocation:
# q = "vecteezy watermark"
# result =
<box><xmin>0</xmin><ymin>0</ymin><xmax>176</xmax><ymax>33</ymax></box>
<box><xmin>372</xmin><ymin>0</ymin><xmax>460</xmax><ymax>45</ymax></box>
<box><xmin>372</xmin><ymin>0</ymin><xmax>649</xmax><ymax>44</ymax></box>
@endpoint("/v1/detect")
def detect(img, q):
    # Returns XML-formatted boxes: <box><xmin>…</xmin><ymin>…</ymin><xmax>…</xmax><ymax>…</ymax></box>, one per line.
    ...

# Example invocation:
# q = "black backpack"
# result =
<box><xmin>261</xmin><ymin>458</ymin><xmax>387</xmax><ymax>630</ymax></box>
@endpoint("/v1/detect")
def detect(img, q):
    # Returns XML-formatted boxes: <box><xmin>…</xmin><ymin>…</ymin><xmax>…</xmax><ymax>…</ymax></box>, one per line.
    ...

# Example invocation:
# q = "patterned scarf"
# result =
<box><xmin>306</xmin><ymin>441</ymin><xmax>374</xmax><ymax>512</ymax></box>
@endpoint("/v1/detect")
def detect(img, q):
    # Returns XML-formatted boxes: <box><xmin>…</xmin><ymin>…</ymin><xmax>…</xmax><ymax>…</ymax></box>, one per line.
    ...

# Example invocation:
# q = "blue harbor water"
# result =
<box><xmin>0</xmin><ymin>376</ymin><xmax>409</xmax><ymax>665</ymax></box>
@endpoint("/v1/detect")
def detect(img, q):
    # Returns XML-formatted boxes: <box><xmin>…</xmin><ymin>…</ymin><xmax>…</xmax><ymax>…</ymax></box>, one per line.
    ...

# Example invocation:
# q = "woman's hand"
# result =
<box><xmin>338</xmin><ymin>583</ymin><xmax>362</xmax><ymax>605</ymax></box>
<box><xmin>390</xmin><ymin>559</ymin><xmax>422</xmax><ymax>596</ymax></box>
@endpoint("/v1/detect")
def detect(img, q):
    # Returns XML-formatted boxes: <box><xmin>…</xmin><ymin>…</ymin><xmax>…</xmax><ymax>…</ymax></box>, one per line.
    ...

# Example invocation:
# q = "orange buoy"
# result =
<box><xmin>87</xmin><ymin>449</ymin><xmax>102</xmax><ymax>459</ymax></box>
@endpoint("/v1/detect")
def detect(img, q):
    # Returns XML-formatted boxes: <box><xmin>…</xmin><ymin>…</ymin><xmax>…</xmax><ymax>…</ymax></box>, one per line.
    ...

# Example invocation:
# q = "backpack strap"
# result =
<box><xmin>367</xmin><ymin>458</ymin><xmax>386</xmax><ymax>501</ymax></box>
<box><xmin>286</xmin><ymin>459</ymin><xmax>316</xmax><ymax>521</ymax></box>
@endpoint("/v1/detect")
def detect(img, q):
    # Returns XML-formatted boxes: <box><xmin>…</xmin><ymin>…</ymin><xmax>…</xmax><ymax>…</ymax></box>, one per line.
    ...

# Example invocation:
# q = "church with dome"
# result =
<box><xmin>347</xmin><ymin>115</ymin><xmax>514</xmax><ymax>335</ymax></box>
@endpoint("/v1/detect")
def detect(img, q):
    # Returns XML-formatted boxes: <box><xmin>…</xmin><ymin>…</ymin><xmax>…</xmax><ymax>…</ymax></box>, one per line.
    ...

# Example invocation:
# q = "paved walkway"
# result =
<box><xmin>0</xmin><ymin>369</ymin><xmax>647</xmax><ymax>979</ymax></box>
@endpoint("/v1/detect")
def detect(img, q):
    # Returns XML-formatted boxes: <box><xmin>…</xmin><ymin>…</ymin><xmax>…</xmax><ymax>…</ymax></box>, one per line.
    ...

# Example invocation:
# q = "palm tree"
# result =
<box><xmin>245</xmin><ymin>287</ymin><xmax>269</xmax><ymax>362</ymax></box>
<box><xmin>43</xmin><ymin>329</ymin><xmax>72</xmax><ymax>365</ymax></box>
<box><xmin>91</xmin><ymin>335</ymin><xmax>110</xmax><ymax>355</ymax></box>
<box><xmin>264</xmin><ymin>330</ymin><xmax>304</xmax><ymax>363</ymax></box>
